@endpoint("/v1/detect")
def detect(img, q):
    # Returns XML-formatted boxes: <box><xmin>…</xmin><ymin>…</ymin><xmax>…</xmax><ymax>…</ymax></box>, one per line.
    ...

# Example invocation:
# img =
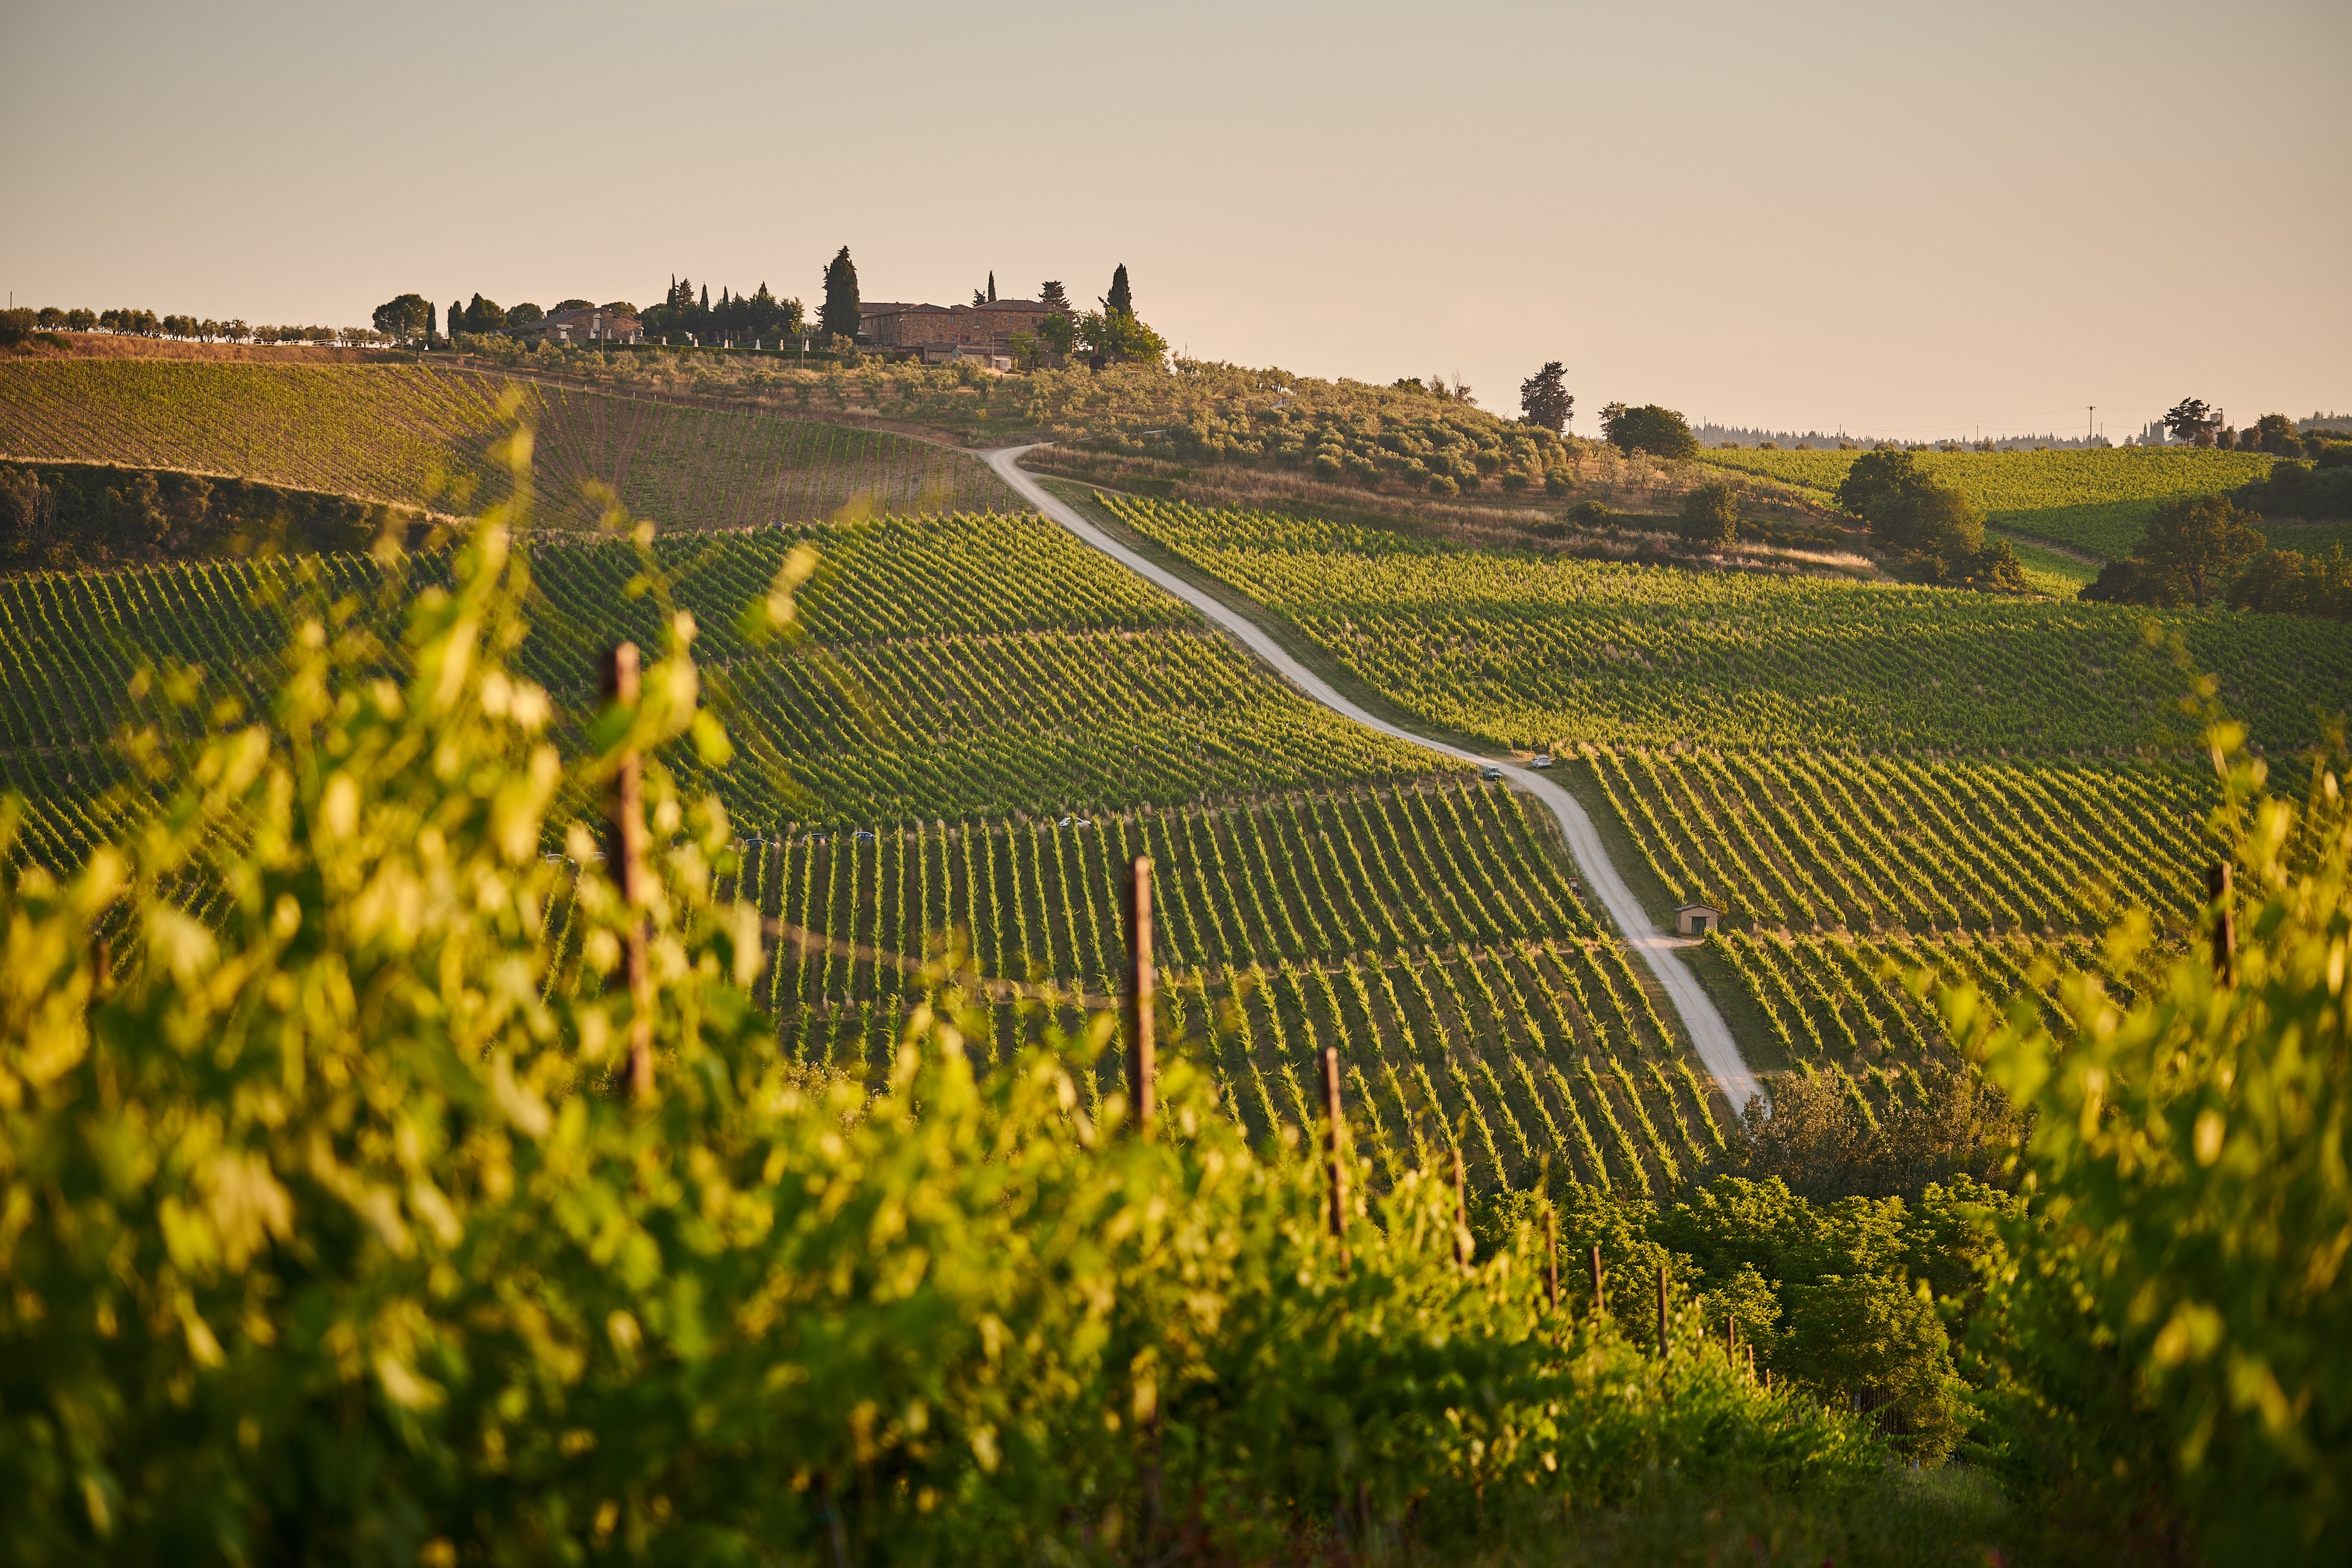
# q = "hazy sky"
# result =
<box><xmin>5</xmin><ymin>0</ymin><xmax>2346</xmax><ymax>438</ymax></box>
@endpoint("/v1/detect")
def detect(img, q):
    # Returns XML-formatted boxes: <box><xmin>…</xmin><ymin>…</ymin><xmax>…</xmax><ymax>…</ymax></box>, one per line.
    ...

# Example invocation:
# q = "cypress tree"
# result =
<box><xmin>449</xmin><ymin>299</ymin><xmax>463</xmax><ymax>338</ymax></box>
<box><xmin>1104</xmin><ymin>264</ymin><xmax>1131</xmax><ymax>316</ymax></box>
<box><xmin>820</xmin><ymin>246</ymin><xmax>861</xmax><ymax>340</ymax></box>
<box><xmin>987</xmin><ymin>271</ymin><xmax>997</xmax><ymax>303</ymax></box>
<box><xmin>699</xmin><ymin>283</ymin><xmax>709</xmax><ymax>313</ymax></box>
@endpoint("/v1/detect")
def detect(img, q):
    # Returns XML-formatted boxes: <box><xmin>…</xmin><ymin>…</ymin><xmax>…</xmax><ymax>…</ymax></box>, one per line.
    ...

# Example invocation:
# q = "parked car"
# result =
<box><xmin>1530</xmin><ymin>754</ymin><xmax>1555</xmax><ymax>770</ymax></box>
<box><xmin>1480</xmin><ymin>765</ymin><xmax>1505</xmax><ymax>781</ymax></box>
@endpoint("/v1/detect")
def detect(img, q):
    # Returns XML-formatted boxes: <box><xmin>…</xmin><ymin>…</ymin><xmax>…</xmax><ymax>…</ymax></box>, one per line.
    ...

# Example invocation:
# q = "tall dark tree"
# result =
<box><xmin>1519</xmin><ymin>362</ymin><xmax>1573</xmax><ymax>434</ymax></box>
<box><xmin>819</xmin><ymin>246</ymin><xmax>861</xmax><ymax>340</ymax></box>
<box><xmin>2163</xmin><ymin>397</ymin><xmax>2220</xmax><ymax>447</ymax></box>
<box><xmin>988</xmin><ymin>271</ymin><xmax>997</xmax><ymax>303</ymax></box>
<box><xmin>449</xmin><ymin>300</ymin><xmax>463</xmax><ymax>341</ymax></box>
<box><xmin>371</xmin><ymin>293</ymin><xmax>432</xmax><ymax>344</ymax></box>
<box><xmin>700</xmin><ymin>283</ymin><xmax>710</xmax><ymax>312</ymax></box>
<box><xmin>460</xmin><ymin>294</ymin><xmax>505</xmax><ymax>333</ymax></box>
<box><xmin>1040</xmin><ymin>280</ymin><xmax>1070</xmax><ymax>311</ymax></box>
<box><xmin>1102</xmin><ymin>264</ymin><xmax>1132</xmax><ymax>316</ymax></box>
<box><xmin>427</xmin><ymin>300</ymin><xmax>439</xmax><ymax>338</ymax></box>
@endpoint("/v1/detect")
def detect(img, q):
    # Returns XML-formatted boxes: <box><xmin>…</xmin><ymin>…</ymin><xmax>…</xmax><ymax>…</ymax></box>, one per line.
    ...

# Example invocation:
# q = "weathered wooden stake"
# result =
<box><xmin>1656</xmin><ymin>1263</ymin><xmax>1669</xmax><ymax>1360</ymax></box>
<box><xmin>2209</xmin><ymin>862</ymin><xmax>2236</xmax><ymax>987</ymax></box>
<box><xmin>1589</xmin><ymin>1245</ymin><xmax>1606</xmax><ymax>1320</ymax></box>
<box><xmin>1319</xmin><ymin>1047</ymin><xmax>1348</xmax><ymax>1246</ymax></box>
<box><xmin>1127</xmin><ymin>855</ymin><xmax>1155</xmax><ymax>1136</ymax></box>
<box><xmin>602</xmin><ymin>643</ymin><xmax>653</xmax><ymax>1101</ymax></box>
<box><xmin>1544</xmin><ymin>1208</ymin><xmax>1560</xmax><ymax>1315</ymax></box>
<box><xmin>1747</xmin><ymin>1343</ymin><xmax>1758</xmax><ymax>1385</ymax></box>
<box><xmin>1726</xmin><ymin>1314</ymin><xmax>1738</xmax><ymax>1365</ymax></box>
<box><xmin>1451</xmin><ymin>1146</ymin><xmax>1471</xmax><ymax>1270</ymax></box>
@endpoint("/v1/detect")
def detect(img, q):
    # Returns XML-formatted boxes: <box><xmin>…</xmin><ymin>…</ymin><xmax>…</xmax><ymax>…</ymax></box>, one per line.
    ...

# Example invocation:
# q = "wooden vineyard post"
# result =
<box><xmin>1544</xmin><ymin>1208</ymin><xmax>1560</xmax><ymax>1315</ymax></box>
<box><xmin>2210</xmin><ymin>863</ymin><xmax>2236</xmax><ymax>987</ymax></box>
<box><xmin>1726</xmin><ymin>1315</ymin><xmax>1738</xmax><ymax>1366</ymax></box>
<box><xmin>1319</xmin><ymin>1047</ymin><xmax>1349</xmax><ymax>1265</ymax></box>
<box><xmin>1127</xmin><ymin>856</ymin><xmax>1156</xmax><ymax>1137</ymax></box>
<box><xmin>1451</xmin><ymin>1147</ymin><xmax>1471</xmax><ymax>1271</ymax></box>
<box><xmin>602</xmin><ymin>644</ymin><xmax>654</xmax><ymax>1101</ymax></box>
<box><xmin>1747</xmin><ymin>1343</ymin><xmax>1758</xmax><ymax>1385</ymax></box>
<box><xmin>1656</xmin><ymin>1263</ymin><xmax>1669</xmax><ymax>1360</ymax></box>
<box><xmin>1589</xmin><ymin>1246</ymin><xmax>1606</xmax><ymax>1321</ymax></box>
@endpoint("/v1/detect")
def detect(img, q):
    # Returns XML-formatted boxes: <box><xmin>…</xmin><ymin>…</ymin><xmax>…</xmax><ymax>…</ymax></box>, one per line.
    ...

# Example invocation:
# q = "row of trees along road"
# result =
<box><xmin>0</xmin><ymin>307</ymin><xmax>383</xmax><ymax>347</ymax></box>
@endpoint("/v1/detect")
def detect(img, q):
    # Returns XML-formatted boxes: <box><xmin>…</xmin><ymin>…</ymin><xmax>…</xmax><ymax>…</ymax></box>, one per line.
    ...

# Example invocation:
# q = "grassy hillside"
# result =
<box><xmin>0</xmin><ymin>360</ymin><xmax>1011</xmax><ymax>530</ymax></box>
<box><xmin>1693</xmin><ymin>444</ymin><xmax>2283</xmax><ymax>559</ymax></box>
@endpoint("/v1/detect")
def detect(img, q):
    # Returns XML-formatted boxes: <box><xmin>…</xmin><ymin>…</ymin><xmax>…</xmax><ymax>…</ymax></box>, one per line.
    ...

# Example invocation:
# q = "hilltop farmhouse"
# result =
<box><xmin>522</xmin><ymin>306</ymin><xmax>644</xmax><ymax>346</ymax></box>
<box><xmin>858</xmin><ymin>298</ymin><xmax>1064</xmax><ymax>361</ymax></box>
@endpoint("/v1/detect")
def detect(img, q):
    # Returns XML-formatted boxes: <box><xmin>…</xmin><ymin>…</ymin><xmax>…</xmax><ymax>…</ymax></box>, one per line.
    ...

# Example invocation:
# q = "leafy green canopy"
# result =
<box><xmin>1951</xmin><ymin>711</ymin><xmax>2352</xmax><ymax>1563</ymax></box>
<box><xmin>2081</xmin><ymin>493</ymin><xmax>2267</xmax><ymax>610</ymax></box>
<box><xmin>1600</xmin><ymin>403</ymin><xmax>1699</xmax><ymax>460</ymax></box>
<box><xmin>1678</xmin><ymin>479</ymin><xmax>1739</xmax><ymax>549</ymax></box>
<box><xmin>0</xmin><ymin>435</ymin><xmax>1878</xmax><ymax>1560</ymax></box>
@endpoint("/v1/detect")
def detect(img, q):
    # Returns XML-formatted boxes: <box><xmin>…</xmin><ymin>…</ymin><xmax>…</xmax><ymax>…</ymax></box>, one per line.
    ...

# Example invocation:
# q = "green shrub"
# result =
<box><xmin>1679</xmin><ymin>480</ymin><xmax>1739</xmax><ymax>548</ymax></box>
<box><xmin>1950</xmin><ymin>720</ymin><xmax>2352</xmax><ymax>1564</ymax></box>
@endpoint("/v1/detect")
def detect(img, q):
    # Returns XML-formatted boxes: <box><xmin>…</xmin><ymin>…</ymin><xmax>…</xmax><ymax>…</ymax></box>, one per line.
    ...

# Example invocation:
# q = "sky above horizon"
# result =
<box><xmin>4</xmin><ymin>0</ymin><xmax>2346</xmax><ymax>440</ymax></box>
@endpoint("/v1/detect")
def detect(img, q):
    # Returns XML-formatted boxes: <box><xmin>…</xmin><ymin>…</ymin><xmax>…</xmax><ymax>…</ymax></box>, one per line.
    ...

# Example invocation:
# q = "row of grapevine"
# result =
<box><xmin>0</xmin><ymin>514</ymin><xmax>1452</xmax><ymax>825</ymax></box>
<box><xmin>1698</xmin><ymin>926</ymin><xmax>2103</xmax><ymax>1117</ymax></box>
<box><xmin>1100</xmin><ymin>495</ymin><xmax>2352</xmax><ymax>755</ymax></box>
<box><xmin>1579</xmin><ymin>745</ymin><xmax>2214</xmax><ymax>934</ymax></box>
<box><xmin>571</xmin><ymin>781</ymin><xmax>1745</xmax><ymax>1194</ymax></box>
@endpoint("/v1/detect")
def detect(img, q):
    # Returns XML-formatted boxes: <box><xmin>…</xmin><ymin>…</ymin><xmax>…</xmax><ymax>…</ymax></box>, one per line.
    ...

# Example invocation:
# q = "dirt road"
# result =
<box><xmin>981</xmin><ymin>444</ymin><xmax>1762</xmax><ymax>1116</ymax></box>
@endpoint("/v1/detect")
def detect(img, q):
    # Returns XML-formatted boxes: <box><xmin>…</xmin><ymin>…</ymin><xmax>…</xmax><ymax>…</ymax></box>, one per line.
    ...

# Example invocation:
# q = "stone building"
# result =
<box><xmin>524</xmin><ymin>307</ymin><xmax>643</xmax><ymax>346</ymax></box>
<box><xmin>858</xmin><ymin>298</ymin><xmax>1064</xmax><ymax>353</ymax></box>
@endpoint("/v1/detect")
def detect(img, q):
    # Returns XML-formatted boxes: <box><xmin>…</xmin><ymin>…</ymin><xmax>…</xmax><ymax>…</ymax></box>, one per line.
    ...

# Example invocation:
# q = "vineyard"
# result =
<box><xmin>1692</xmin><ymin>443</ymin><xmax>2283</xmax><ymax>559</ymax></box>
<box><xmin>680</xmin><ymin>781</ymin><xmax>1740</xmax><ymax>1197</ymax></box>
<box><xmin>1071</xmin><ymin>492</ymin><xmax>2348</xmax><ymax>1138</ymax></box>
<box><xmin>1576</xmin><ymin>746</ymin><xmax>2214</xmax><ymax>935</ymax></box>
<box><xmin>0</xmin><ymin>500</ymin><xmax>1764</xmax><ymax>1196</ymax></box>
<box><xmin>1098</xmin><ymin>496</ymin><xmax>2352</xmax><ymax>754</ymax></box>
<box><xmin>0</xmin><ymin>359</ymin><xmax>1007</xmax><ymax>527</ymax></box>
<box><xmin>0</xmin><ymin>511</ymin><xmax>1444</xmax><ymax>829</ymax></box>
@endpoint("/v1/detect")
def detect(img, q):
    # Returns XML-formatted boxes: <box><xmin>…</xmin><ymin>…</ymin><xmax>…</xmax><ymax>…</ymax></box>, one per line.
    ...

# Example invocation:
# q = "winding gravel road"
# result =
<box><xmin>981</xmin><ymin>444</ymin><xmax>1762</xmax><ymax>1116</ymax></box>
